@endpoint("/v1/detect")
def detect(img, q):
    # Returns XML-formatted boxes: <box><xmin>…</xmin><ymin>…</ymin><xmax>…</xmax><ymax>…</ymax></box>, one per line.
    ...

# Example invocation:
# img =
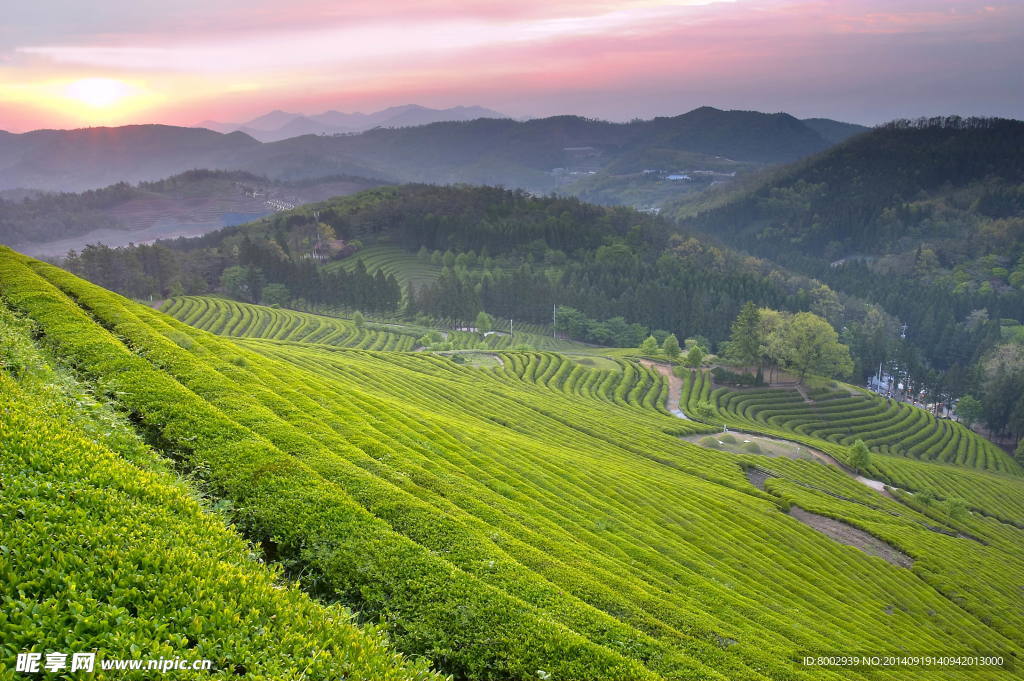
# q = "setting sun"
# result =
<box><xmin>65</xmin><ymin>78</ymin><xmax>133</xmax><ymax>108</ymax></box>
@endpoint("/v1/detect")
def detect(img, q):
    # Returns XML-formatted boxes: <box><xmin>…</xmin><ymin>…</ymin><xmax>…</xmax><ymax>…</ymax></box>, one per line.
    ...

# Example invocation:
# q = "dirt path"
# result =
<box><xmin>789</xmin><ymin>506</ymin><xmax>913</xmax><ymax>567</ymax></box>
<box><xmin>639</xmin><ymin>359</ymin><xmax>689</xmax><ymax>420</ymax></box>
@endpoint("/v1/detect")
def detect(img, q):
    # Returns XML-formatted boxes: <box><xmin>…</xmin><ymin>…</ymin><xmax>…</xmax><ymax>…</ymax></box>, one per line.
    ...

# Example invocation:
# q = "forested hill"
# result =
<box><xmin>677</xmin><ymin>117</ymin><xmax>1024</xmax><ymax>375</ymax></box>
<box><xmin>193</xmin><ymin>108</ymin><xmax>862</xmax><ymax>206</ymax></box>
<box><xmin>300</xmin><ymin>106</ymin><xmax>848</xmax><ymax>175</ymax></box>
<box><xmin>680</xmin><ymin>117</ymin><xmax>1024</xmax><ymax>265</ymax></box>
<box><xmin>57</xmin><ymin>184</ymin><xmax>892</xmax><ymax>372</ymax></box>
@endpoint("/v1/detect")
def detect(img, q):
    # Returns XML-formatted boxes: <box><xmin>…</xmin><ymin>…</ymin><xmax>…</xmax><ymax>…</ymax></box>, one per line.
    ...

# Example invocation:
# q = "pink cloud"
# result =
<box><xmin>1</xmin><ymin>0</ymin><xmax>1021</xmax><ymax>131</ymax></box>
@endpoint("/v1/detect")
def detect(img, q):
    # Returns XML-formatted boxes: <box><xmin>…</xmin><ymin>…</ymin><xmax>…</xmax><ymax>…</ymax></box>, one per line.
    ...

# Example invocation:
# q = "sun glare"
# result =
<box><xmin>65</xmin><ymin>78</ymin><xmax>132</xmax><ymax>108</ymax></box>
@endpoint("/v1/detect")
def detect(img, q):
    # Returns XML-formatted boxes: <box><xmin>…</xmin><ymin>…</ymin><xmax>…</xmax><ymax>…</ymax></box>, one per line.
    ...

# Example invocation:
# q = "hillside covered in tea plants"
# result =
<box><xmin>2</xmin><ymin>245</ymin><xmax>1024</xmax><ymax>679</ymax></box>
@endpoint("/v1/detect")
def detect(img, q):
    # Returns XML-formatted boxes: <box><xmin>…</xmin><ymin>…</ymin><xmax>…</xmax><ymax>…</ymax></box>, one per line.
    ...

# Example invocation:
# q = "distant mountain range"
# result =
<box><xmin>198</xmin><ymin>104</ymin><xmax>510</xmax><ymax>142</ymax></box>
<box><xmin>0</xmin><ymin>107</ymin><xmax>868</xmax><ymax>199</ymax></box>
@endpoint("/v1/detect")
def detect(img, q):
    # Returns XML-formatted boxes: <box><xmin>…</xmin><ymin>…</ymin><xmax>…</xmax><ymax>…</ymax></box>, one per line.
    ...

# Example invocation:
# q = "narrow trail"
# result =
<box><xmin>750</xmin><ymin>432</ymin><xmax>898</xmax><ymax>500</ymax></box>
<box><xmin>635</xmin><ymin>359</ymin><xmax>893</xmax><ymax>498</ymax></box>
<box><xmin>638</xmin><ymin>359</ymin><xmax>689</xmax><ymax>420</ymax></box>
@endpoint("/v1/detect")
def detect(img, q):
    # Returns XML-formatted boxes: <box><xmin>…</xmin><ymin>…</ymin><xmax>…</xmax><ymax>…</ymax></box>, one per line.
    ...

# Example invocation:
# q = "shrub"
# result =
<box><xmin>711</xmin><ymin>367</ymin><xmax>760</xmax><ymax>386</ymax></box>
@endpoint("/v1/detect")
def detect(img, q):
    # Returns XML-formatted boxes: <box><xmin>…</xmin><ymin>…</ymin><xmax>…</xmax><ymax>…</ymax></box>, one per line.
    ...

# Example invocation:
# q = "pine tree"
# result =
<box><xmin>403</xmin><ymin>282</ymin><xmax>417</xmax><ymax>316</ymax></box>
<box><xmin>727</xmin><ymin>301</ymin><xmax>762</xmax><ymax>367</ymax></box>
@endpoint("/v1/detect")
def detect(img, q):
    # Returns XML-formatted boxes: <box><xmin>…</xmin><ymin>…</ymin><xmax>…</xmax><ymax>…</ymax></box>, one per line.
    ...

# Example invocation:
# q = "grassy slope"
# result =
<box><xmin>3</xmin><ymin>247</ymin><xmax>1024</xmax><ymax>680</ymax></box>
<box><xmin>0</xmin><ymin>301</ymin><xmax>438</xmax><ymax>681</ymax></box>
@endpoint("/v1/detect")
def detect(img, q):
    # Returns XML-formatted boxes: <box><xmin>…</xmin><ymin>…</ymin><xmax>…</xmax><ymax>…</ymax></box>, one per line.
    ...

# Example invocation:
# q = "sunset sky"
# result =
<box><xmin>1</xmin><ymin>0</ymin><xmax>1022</xmax><ymax>132</ymax></box>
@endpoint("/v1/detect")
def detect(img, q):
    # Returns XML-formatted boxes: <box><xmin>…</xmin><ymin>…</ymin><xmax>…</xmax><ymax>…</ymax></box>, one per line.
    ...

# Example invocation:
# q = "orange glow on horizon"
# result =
<box><xmin>0</xmin><ymin>0</ymin><xmax>1020</xmax><ymax>132</ymax></box>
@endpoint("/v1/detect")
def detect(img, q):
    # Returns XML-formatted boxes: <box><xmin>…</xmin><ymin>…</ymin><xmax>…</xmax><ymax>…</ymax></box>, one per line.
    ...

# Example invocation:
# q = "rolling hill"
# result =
<box><xmin>1</xmin><ymin>108</ymin><xmax>864</xmax><ymax>206</ymax></box>
<box><xmin>679</xmin><ymin>116</ymin><xmax>1024</xmax><ymax>372</ymax></box>
<box><xmin>54</xmin><ymin>184</ymin><xmax>894</xmax><ymax>362</ymax></box>
<box><xmin>680</xmin><ymin>116</ymin><xmax>1024</xmax><ymax>264</ymax></box>
<box><xmin>2</xmin><ymin>245</ymin><xmax>1023</xmax><ymax>679</ymax></box>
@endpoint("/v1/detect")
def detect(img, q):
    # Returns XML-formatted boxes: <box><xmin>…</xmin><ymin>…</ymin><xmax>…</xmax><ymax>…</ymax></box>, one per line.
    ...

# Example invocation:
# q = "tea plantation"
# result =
<box><xmin>679</xmin><ymin>369</ymin><xmax>1020</xmax><ymax>475</ymax></box>
<box><xmin>3</xmin><ymin>246</ymin><xmax>1024</xmax><ymax>680</ymax></box>
<box><xmin>0</xmin><ymin>294</ymin><xmax>439</xmax><ymax>680</ymax></box>
<box><xmin>161</xmin><ymin>295</ymin><xmax>594</xmax><ymax>352</ymax></box>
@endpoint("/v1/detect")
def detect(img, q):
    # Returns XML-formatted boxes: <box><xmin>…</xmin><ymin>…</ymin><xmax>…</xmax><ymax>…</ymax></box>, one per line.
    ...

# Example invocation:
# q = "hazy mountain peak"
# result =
<box><xmin>243</xmin><ymin>109</ymin><xmax>303</xmax><ymax>131</ymax></box>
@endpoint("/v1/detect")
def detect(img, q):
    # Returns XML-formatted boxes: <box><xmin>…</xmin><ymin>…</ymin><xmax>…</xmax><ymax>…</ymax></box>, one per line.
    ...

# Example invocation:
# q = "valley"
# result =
<box><xmin>2</xmin><ymin>89</ymin><xmax>1022</xmax><ymax>681</ymax></box>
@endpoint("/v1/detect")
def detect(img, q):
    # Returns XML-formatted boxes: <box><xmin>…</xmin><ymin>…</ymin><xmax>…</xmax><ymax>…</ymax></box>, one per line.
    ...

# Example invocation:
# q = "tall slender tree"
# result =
<box><xmin>727</xmin><ymin>301</ymin><xmax>763</xmax><ymax>368</ymax></box>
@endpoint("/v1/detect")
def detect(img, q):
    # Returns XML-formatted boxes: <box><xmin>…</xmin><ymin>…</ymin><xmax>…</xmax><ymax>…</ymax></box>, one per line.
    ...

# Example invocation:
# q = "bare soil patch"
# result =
<box><xmin>744</xmin><ymin>467</ymin><xmax>774</xmax><ymax>490</ymax></box>
<box><xmin>789</xmin><ymin>506</ymin><xmax>913</xmax><ymax>568</ymax></box>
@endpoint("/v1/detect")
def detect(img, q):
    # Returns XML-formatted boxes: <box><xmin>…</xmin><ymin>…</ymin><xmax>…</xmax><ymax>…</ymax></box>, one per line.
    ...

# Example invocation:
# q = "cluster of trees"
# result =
<box><xmin>827</xmin><ymin>262</ymin><xmax>1011</xmax><ymax>371</ymax></box>
<box><xmin>639</xmin><ymin>334</ymin><xmax>706</xmax><ymax>366</ymax></box>
<box><xmin>553</xmin><ymin>307</ymin><xmax>648</xmax><ymax>347</ymax></box>
<box><xmin>63</xmin><ymin>242</ymin><xmax>220</xmax><ymax>300</ymax></box>
<box><xmin>219</xmin><ymin>258</ymin><xmax>400</xmax><ymax>312</ymax></box>
<box><xmin>723</xmin><ymin>302</ymin><xmax>853</xmax><ymax>382</ymax></box>
<box><xmin>404</xmin><ymin>232</ymin><xmax>876</xmax><ymax>353</ymax></box>
<box><xmin>955</xmin><ymin>344</ymin><xmax>1024</xmax><ymax>448</ymax></box>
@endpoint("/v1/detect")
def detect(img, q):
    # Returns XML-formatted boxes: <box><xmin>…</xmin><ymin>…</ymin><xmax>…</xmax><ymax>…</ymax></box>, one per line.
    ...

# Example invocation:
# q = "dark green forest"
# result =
<box><xmin>679</xmin><ymin>118</ymin><xmax>1024</xmax><ymax>368</ymax></box>
<box><xmin>60</xmin><ymin>183</ymin><xmax>894</xmax><ymax>369</ymax></box>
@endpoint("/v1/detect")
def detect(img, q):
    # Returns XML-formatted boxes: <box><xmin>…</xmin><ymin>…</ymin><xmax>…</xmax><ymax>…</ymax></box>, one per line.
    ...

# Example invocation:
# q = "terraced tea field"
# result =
<box><xmin>679</xmin><ymin>369</ymin><xmax>1019</xmax><ymax>476</ymax></box>
<box><xmin>326</xmin><ymin>244</ymin><xmax>522</xmax><ymax>293</ymax></box>
<box><xmin>493</xmin><ymin>351</ymin><xmax>671</xmax><ymax>414</ymax></box>
<box><xmin>161</xmin><ymin>295</ymin><xmax>594</xmax><ymax>352</ymax></box>
<box><xmin>0</xmin><ymin>299</ymin><xmax>437</xmax><ymax>681</ymax></box>
<box><xmin>161</xmin><ymin>296</ymin><xmax>417</xmax><ymax>350</ymax></box>
<box><xmin>4</xmin><ymin>246</ymin><xmax>1024</xmax><ymax>680</ymax></box>
<box><xmin>326</xmin><ymin>245</ymin><xmax>443</xmax><ymax>288</ymax></box>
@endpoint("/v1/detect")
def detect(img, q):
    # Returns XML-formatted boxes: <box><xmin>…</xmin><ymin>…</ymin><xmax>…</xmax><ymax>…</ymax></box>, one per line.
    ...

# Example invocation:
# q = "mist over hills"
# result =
<box><xmin>199</xmin><ymin>104</ymin><xmax>510</xmax><ymax>141</ymax></box>
<box><xmin>0</xmin><ymin>106</ymin><xmax>866</xmax><ymax>199</ymax></box>
<box><xmin>0</xmin><ymin>125</ymin><xmax>259</xmax><ymax>192</ymax></box>
<box><xmin>0</xmin><ymin>170</ymin><xmax>382</xmax><ymax>255</ymax></box>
